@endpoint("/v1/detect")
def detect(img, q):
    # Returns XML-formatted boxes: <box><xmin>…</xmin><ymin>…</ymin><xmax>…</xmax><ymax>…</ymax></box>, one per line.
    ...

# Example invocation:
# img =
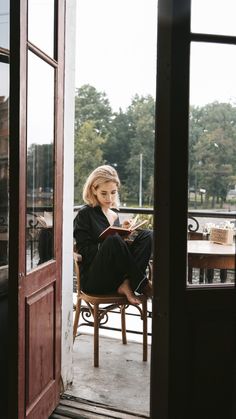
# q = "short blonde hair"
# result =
<box><xmin>83</xmin><ymin>165</ymin><xmax>121</xmax><ymax>208</ymax></box>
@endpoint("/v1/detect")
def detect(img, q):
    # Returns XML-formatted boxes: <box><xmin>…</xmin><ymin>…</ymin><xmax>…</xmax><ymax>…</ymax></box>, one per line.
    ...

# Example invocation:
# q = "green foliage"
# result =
<box><xmin>74</xmin><ymin>86</ymin><xmax>155</xmax><ymax>206</ymax></box>
<box><xmin>74</xmin><ymin>85</ymin><xmax>236</xmax><ymax>210</ymax></box>
<box><xmin>189</xmin><ymin>102</ymin><xmax>236</xmax><ymax>209</ymax></box>
<box><xmin>137</xmin><ymin>213</ymin><xmax>154</xmax><ymax>230</ymax></box>
<box><xmin>75</xmin><ymin>84</ymin><xmax>112</xmax><ymax>136</ymax></box>
<box><xmin>102</xmin><ymin>110</ymin><xmax>132</xmax><ymax>184</ymax></box>
<box><xmin>74</xmin><ymin>121</ymin><xmax>105</xmax><ymax>204</ymax></box>
<box><xmin>74</xmin><ymin>85</ymin><xmax>113</xmax><ymax>203</ymax></box>
<box><xmin>125</xmin><ymin>95</ymin><xmax>155</xmax><ymax>204</ymax></box>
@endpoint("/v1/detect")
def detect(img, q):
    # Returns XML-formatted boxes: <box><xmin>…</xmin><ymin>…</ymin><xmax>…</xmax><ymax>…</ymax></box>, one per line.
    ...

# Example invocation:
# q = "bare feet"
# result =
<box><xmin>117</xmin><ymin>279</ymin><xmax>141</xmax><ymax>305</ymax></box>
<box><xmin>142</xmin><ymin>280</ymin><xmax>153</xmax><ymax>298</ymax></box>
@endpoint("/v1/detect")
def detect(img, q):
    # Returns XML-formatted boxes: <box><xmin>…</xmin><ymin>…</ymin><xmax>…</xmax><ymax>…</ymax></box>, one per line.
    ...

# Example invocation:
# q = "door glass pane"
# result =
<box><xmin>0</xmin><ymin>62</ymin><xmax>9</xmax><ymax>275</ymax></box>
<box><xmin>0</xmin><ymin>61</ymin><xmax>9</xmax><ymax>417</ymax></box>
<box><xmin>188</xmin><ymin>42</ymin><xmax>236</xmax><ymax>286</ymax></box>
<box><xmin>27</xmin><ymin>51</ymin><xmax>54</xmax><ymax>271</ymax></box>
<box><xmin>28</xmin><ymin>0</ymin><xmax>54</xmax><ymax>58</ymax></box>
<box><xmin>191</xmin><ymin>0</ymin><xmax>236</xmax><ymax>37</ymax></box>
<box><xmin>0</xmin><ymin>0</ymin><xmax>9</xmax><ymax>50</ymax></box>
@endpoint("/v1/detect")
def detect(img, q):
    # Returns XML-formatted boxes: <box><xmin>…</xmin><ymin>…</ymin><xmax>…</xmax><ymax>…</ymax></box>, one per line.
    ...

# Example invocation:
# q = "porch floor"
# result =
<box><xmin>64</xmin><ymin>332</ymin><xmax>151</xmax><ymax>418</ymax></box>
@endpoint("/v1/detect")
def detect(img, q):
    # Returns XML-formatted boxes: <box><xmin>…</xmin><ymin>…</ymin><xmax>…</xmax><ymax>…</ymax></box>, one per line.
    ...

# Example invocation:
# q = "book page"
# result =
<box><xmin>99</xmin><ymin>219</ymin><xmax>148</xmax><ymax>240</ymax></box>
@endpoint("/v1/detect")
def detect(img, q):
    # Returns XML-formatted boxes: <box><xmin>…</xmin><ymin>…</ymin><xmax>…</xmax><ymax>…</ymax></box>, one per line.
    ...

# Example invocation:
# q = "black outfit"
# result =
<box><xmin>38</xmin><ymin>227</ymin><xmax>53</xmax><ymax>264</ymax></box>
<box><xmin>73</xmin><ymin>205</ymin><xmax>152</xmax><ymax>294</ymax></box>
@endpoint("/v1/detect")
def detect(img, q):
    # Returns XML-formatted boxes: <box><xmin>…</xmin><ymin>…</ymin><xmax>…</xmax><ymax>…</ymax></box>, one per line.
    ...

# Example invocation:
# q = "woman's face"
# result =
<box><xmin>94</xmin><ymin>181</ymin><xmax>118</xmax><ymax>209</ymax></box>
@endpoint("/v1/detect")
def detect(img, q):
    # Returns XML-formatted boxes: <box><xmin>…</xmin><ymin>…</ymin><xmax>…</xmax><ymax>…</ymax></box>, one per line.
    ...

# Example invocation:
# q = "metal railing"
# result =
<box><xmin>73</xmin><ymin>206</ymin><xmax>235</xmax><ymax>337</ymax></box>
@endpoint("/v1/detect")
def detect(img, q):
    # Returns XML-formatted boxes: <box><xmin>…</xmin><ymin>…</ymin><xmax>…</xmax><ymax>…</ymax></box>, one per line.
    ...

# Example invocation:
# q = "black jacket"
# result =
<box><xmin>73</xmin><ymin>205</ymin><xmax>120</xmax><ymax>285</ymax></box>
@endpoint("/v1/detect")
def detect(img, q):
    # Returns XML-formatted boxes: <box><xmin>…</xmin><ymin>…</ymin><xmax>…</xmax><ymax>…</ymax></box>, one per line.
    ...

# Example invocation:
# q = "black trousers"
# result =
<box><xmin>83</xmin><ymin>229</ymin><xmax>152</xmax><ymax>294</ymax></box>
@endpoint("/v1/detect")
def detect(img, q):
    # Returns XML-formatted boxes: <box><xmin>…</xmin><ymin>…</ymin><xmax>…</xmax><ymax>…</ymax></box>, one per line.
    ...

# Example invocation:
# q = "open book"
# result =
<box><xmin>99</xmin><ymin>219</ymin><xmax>147</xmax><ymax>240</ymax></box>
<box><xmin>36</xmin><ymin>211</ymin><xmax>53</xmax><ymax>228</ymax></box>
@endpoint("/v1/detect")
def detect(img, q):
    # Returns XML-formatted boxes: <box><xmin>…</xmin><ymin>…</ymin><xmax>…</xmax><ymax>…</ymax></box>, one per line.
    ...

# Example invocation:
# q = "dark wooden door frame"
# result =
<box><xmin>8</xmin><ymin>1</ymin><xmax>65</xmax><ymax>417</ymax></box>
<box><xmin>151</xmin><ymin>1</ymin><xmax>190</xmax><ymax>417</ymax></box>
<box><xmin>151</xmin><ymin>1</ymin><xmax>236</xmax><ymax>418</ymax></box>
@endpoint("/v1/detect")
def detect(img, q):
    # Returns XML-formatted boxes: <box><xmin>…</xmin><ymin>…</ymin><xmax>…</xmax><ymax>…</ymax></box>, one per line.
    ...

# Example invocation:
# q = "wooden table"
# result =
<box><xmin>188</xmin><ymin>240</ymin><xmax>235</xmax><ymax>283</ymax></box>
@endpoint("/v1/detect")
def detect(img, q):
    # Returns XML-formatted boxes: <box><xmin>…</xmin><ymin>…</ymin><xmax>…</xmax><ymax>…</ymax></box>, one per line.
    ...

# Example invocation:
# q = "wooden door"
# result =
<box><xmin>9</xmin><ymin>1</ymin><xmax>65</xmax><ymax>417</ymax></box>
<box><xmin>151</xmin><ymin>1</ymin><xmax>236</xmax><ymax>418</ymax></box>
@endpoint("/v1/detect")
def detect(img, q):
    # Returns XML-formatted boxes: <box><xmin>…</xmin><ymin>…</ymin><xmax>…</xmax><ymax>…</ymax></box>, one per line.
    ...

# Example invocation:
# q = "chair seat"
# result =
<box><xmin>80</xmin><ymin>290</ymin><xmax>147</xmax><ymax>305</ymax></box>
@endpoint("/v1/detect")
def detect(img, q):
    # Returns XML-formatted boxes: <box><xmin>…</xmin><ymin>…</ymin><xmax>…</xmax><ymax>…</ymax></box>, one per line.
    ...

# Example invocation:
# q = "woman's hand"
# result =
<box><xmin>122</xmin><ymin>215</ymin><xmax>139</xmax><ymax>229</ymax></box>
<box><xmin>122</xmin><ymin>219</ymin><xmax>133</xmax><ymax>229</ymax></box>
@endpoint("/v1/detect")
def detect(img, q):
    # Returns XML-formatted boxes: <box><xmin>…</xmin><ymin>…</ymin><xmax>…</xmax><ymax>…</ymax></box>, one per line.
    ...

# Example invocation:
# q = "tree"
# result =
<box><xmin>125</xmin><ymin>95</ymin><xmax>155</xmax><ymax>205</ymax></box>
<box><xmin>102</xmin><ymin>109</ymin><xmax>132</xmax><ymax>184</ymax></box>
<box><xmin>74</xmin><ymin>85</ymin><xmax>115</xmax><ymax>204</ymax></box>
<box><xmin>74</xmin><ymin>84</ymin><xmax>112</xmax><ymax>136</ymax></box>
<box><xmin>193</xmin><ymin>127</ymin><xmax>236</xmax><ymax>207</ymax></box>
<box><xmin>189</xmin><ymin>102</ymin><xmax>236</xmax><ymax>208</ymax></box>
<box><xmin>74</xmin><ymin>121</ymin><xmax>105</xmax><ymax>204</ymax></box>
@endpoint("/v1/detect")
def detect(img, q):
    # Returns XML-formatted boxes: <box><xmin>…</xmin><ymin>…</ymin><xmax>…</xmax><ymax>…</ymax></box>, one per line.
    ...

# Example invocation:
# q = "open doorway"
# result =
<box><xmin>68</xmin><ymin>0</ymin><xmax>157</xmax><ymax>416</ymax></box>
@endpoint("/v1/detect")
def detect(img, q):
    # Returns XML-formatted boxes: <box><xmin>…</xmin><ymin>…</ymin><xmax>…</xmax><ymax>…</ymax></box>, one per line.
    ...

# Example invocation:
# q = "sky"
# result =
<box><xmin>1</xmin><ymin>0</ymin><xmax>236</xmax><ymax>114</ymax></box>
<box><xmin>76</xmin><ymin>0</ymin><xmax>158</xmax><ymax>112</ymax></box>
<box><xmin>76</xmin><ymin>0</ymin><xmax>236</xmax><ymax>112</ymax></box>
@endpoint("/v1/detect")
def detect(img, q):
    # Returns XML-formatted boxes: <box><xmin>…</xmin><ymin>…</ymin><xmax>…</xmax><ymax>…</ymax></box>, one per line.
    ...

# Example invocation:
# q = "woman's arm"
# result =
<box><xmin>73</xmin><ymin>207</ymin><xmax>99</xmax><ymax>266</ymax></box>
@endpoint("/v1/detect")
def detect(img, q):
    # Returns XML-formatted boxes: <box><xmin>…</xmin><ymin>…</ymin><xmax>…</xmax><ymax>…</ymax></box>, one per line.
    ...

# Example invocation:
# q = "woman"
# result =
<box><xmin>73</xmin><ymin>165</ymin><xmax>152</xmax><ymax>305</ymax></box>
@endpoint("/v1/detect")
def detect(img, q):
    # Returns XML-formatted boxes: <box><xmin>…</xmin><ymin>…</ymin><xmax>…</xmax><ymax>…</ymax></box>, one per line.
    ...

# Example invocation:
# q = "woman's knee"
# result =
<box><xmin>101</xmin><ymin>233</ymin><xmax>126</xmax><ymax>250</ymax></box>
<box><xmin>136</xmin><ymin>229</ymin><xmax>153</xmax><ymax>242</ymax></box>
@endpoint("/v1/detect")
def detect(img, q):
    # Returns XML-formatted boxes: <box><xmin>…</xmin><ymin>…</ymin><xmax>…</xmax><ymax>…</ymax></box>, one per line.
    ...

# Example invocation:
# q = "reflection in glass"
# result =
<box><xmin>191</xmin><ymin>0</ymin><xmax>236</xmax><ymax>37</ymax></box>
<box><xmin>0</xmin><ymin>62</ymin><xmax>9</xmax><ymax>272</ymax></box>
<box><xmin>0</xmin><ymin>61</ymin><xmax>9</xmax><ymax>417</ymax></box>
<box><xmin>0</xmin><ymin>0</ymin><xmax>9</xmax><ymax>50</ymax></box>
<box><xmin>27</xmin><ymin>51</ymin><xmax>55</xmax><ymax>270</ymax></box>
<box><xmin>28</xmin><ymin>0</ymin><xmax>54</xmax><ymax>57</ymax></box>
<box><xmin>188</xmin><ymin>42</ymin><xmax>236</xmax><ymax>285</ymax></box>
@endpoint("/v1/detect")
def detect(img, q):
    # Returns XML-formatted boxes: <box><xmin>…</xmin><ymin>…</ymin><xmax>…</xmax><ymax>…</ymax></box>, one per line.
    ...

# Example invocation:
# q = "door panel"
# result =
<box><xmin>26</xmin><ymin>283</ymin><xmax>55</xmax><ymax>406</ymax></box>
<box><xmin>151</xmin><ymin>1</ymin><xmax>236</xmax><ymax>418</ymax></box>
<box><xmin>0</xmin><ymin>7</ymin><xmax>9</xmax><ymax>415</ymax></box>
<box><xmin>9</xmin><ymin>1</ymin><xmax>65</xmax><ymax>417</ymax></box>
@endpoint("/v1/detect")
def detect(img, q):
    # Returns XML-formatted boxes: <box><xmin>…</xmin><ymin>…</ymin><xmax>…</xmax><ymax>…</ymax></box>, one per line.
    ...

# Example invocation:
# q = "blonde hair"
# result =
<box><xmin>83</xmin><ymin>165</ymin><xmax>121</xmax><ymax>208</ymax></box>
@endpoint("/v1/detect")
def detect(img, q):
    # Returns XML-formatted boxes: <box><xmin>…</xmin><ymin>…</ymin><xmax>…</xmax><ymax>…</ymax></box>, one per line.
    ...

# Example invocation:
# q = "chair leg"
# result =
<box><xmin>73</xmin><ymin>298</ymin><xmax>81</xmax><ymax>342</ymax></box>
<box><xmin>121</xmin><ymin>305</ymin><xmax>127</xmax><ymax>344</ymax></box>
<box><xmin>142</xmin><ymin>298</ymin><xmax>148</xmax><ymax>362</ymax></box>
<box><xmin>94</xmin><ymin>304</ymin><xmax>99</xmax><ymax>367</ymax></box>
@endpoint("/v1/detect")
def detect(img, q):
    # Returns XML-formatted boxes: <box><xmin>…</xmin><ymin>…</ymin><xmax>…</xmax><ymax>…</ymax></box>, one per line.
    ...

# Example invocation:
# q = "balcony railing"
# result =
<box><xmin>1</xmin><ymin>206</ymin><xmax>235</xmax><ymax>338</ymax></box>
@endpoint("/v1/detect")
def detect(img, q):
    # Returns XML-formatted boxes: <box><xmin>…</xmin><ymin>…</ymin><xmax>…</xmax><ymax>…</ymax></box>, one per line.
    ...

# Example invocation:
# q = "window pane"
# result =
<box><xmin>27</xmin><ymin>51</ymin><xmax>54</xmax><ymax>271</ymax></box>
<box><xmin>191</xmin><ymin>0</ymin><xmax>236</xmax><ymax>37</ymax></box>
<box><xmin>188</xmin><ymin>42</ymin><xmax>236</xmax><ymax>285</ymax></box>
<box><xmin>0</xmin><ymin>61</ymin><xmax>9</xmax><ymax>417</ymax></box>
<box><xmin>0</xmin><ymin>0</ymin><xmax>9</xmax><ymax>50</ymax></box>
<box><xmin>0</xmin><ymin>62</ymin><xmax>9</xmax><ymax>275</ymax></box>
<box><xmin>28</xmin><ymin>0</ymin><xmax>54</xmax><ymax>57</ymax></box>
<box><xmin>190</xmin><ymin>43</ymin><xmax>236</xmax><ymax>107</ymax></box>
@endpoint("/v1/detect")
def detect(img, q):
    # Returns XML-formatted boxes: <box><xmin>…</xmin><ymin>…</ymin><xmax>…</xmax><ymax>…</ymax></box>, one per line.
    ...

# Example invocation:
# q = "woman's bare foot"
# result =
<box><xmin>117</xmin><ymin>279</ymin><xmax>141</xmax><ymax>305</ymax></box>
<box><xmin>142</xmin><ymin>280</ymin><xmax>153</xmax><ymax>298</ymax></box>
